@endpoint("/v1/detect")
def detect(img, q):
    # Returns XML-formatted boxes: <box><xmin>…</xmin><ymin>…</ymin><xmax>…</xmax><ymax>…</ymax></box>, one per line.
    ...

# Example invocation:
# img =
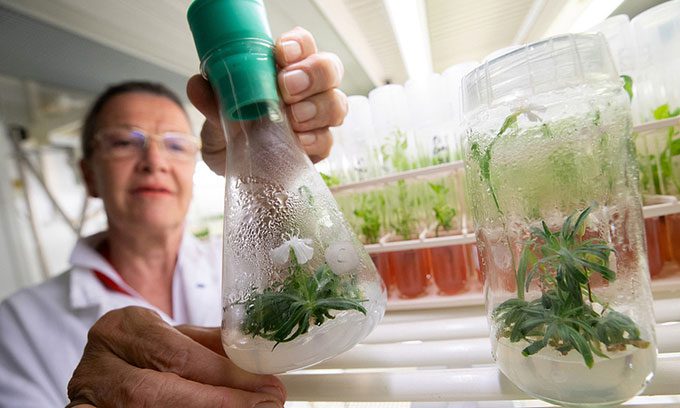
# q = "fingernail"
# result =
<box><xmin>298</xmin><ymin>132</ymin><xmax>317</xmax><ymax>146</ymax></box>
<box><xmin>291</xmin><ymin>101</ymin><xmax>317</xmax><ymax>123</ymax></box>
<box><xmin>283</xmin><ymin>70</ymin><xmax>310</xmax><ymax>95</ymax></box>
<box><xmin>257</xmin><ymin>385</ymin><xmax>285</xmax><ymax>402</ymax></box>
<box><xmin>282</xmin><ymin>40</ymin><xmax>302</xmax><ymax>62</ymax></box>
<box><xmin>255</xmin><ymin>402</ymin><xmax>281</xmax><ymax>408</ymax></box>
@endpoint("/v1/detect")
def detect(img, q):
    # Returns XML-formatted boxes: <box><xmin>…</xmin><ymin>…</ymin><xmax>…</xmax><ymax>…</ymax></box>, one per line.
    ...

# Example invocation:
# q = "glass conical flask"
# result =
<box><xmin>187</xmin><ymin>0</ymin><xmax>387</xmax><ymax>374</ymax></box>
<box><xmin>462</xmin><ymin>34</ymin><xmax>656</xmax><ymax>407</ymax></box>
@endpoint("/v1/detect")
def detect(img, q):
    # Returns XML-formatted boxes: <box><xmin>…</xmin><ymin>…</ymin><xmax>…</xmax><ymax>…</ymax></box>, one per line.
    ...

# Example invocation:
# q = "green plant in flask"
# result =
<box><xmin>494</xmin><ymin>207</ymin><xmax>650</xmax><ymax>369</ymax></box>
<box><xmin>354</xmin><ymin>192</ymin><xmax>384</xmax><ymax>244</ymax></box>
<box><xmin>390</xmin><ymin>180</ymin><xmax>416</xmax><ymax>239</ymax></box>
<box><xmin>381</xmin><ymin>129</ymin><xmax>411</xmax><ymax>172</ymax></box>
<box><xmin>621</xmin><ymin>75</ymin><xmax>633</xmax><ymax>101</ymax></box>
<box><xmin>238</xmin><ymin>242</ymin><xmax>367</xmax><ymax>348</ymax></box>
<box><xmin>652</xmin><ymin>104</ymin><xmax>680</xmax><ymax>194</ymax></box>
<box><xmin>428</xmin><ymin>180</ymin><xmax>457</xmax><ymax>237</ymax></box>
<box><xmin>463</xmin><ymin>34</ymin><xmax>657</xmax><ymax>407</ymax></box>
<box><xmin>319</xmin><ymin>172</ymin><xmax>341</xmax><ymax>188</ymax></box>
<box><xmin>187</xmin><ymin>0</ymin><xmax>386</xmax><ymax>375</ymax></box>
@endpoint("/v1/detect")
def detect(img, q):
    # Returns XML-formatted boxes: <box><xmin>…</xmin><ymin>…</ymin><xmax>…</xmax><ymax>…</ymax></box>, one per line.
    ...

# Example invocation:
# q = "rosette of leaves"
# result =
<box><xmin>493</xmin><ymin>207</ymin><xmax>649</xmax><ymax>368</ymax></box>
<box><xmin>238</xmin><ymin>250</ymin><xmax>366</xmax><ymax>348</ymax></box>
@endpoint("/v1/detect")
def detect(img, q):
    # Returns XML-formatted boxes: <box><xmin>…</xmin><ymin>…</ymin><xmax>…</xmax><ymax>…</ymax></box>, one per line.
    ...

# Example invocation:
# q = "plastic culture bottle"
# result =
<box><xmin>405</xmin><ymin>73</ymin><xmax>451</xmax><ymax>166</ymax></box>
<box><xmin>442</xmin><ymin>61</ymin><xmax>478</xmax><ymax>161</ymax></box>
<box><xmin>187</xmin><ymin>0</ymin><xmax>386</xmax><ymax>374</ymax></box>
<box><xmin>369</xmin><ymin>84</ymin><xmax>415</xmax><ymax>173</ymax></box>
<box><xmin>337</xmin><ymin>95</ymin><xmax>380</xmax><ymax>182</ymax></box>
<box><xmin>631</xmin><ymin>0</ymin><xmax>680</xmax><ymax>124</ymax></box>
<box><xmin>462</xmin><ymin>34</ymin><xmax>657</xmax><ymax>406</ymax></box>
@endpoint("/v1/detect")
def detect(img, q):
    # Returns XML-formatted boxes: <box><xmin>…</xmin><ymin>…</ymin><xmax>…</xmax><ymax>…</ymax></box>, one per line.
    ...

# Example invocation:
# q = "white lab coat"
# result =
<box><xmin>0</xmin><ymin>231</ymin><xmax>222</xmax><ymax>407</ymax></box>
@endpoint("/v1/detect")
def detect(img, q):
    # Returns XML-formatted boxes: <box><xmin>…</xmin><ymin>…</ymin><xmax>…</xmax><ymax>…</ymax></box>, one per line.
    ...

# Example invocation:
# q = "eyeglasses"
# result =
<box><xmin>94</xmin><ymin>127</ymin><xmax>201</xmax><ymax>161</ymax></box>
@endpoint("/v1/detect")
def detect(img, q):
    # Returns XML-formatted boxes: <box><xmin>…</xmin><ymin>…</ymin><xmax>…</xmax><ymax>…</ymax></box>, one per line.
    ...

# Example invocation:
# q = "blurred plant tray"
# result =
<box><xmin>330</xmin><ymin>117</ymin><xmax>680</xmax><ymax>196</ymax></box>
<box><xmin>367</xmin><ymin>195</ymin><xmax>678</xmax><ymax>254</ymax></box>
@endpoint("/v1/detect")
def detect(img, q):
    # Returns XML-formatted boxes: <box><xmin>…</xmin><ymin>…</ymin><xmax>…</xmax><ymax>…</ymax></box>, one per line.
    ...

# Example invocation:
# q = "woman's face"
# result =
<box><xmin>82</xmin><ymin>92</ymin><xmax>197</xmax><ymax>234</ymax></box>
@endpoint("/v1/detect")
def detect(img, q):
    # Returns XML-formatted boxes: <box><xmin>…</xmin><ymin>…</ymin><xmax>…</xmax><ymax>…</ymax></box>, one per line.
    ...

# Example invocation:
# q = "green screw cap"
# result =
<box><xmin>187</xmin><ymin>0</ymin><xmax>279</xmax><ymax>121</ymax></box>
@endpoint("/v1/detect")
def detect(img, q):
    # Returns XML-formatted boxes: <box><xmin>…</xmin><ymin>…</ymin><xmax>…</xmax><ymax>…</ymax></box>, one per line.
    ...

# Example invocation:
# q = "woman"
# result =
<box><xmin>0</xmin><ymin>27</ymin><xmax>347</xmax><ymax>407</ymax></box>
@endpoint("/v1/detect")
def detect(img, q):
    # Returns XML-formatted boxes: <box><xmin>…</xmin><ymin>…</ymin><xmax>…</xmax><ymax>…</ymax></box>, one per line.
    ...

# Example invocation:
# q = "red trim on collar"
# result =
<box><xmin>92</xmin><ymin>270</ymin><xmax>133</xmax><ymax>296</ymax></box>
<box><xmin>91</xmin><ymin>239</ymin><xmax>133</xmax><ymax>297</ymax></box>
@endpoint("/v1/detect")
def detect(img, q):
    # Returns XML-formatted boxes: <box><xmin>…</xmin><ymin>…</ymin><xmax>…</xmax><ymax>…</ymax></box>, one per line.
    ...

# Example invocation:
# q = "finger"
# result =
<box><xmin>69</xmin><ymin>353</ymin><xmax>282</xmax><ymax>408</ymax></box>
<box><xmin>296</xmin><ymin>128</ymin><xmax>334</xmax><ymax>163</ymax></box>
<box><xmin>91</xmin><ymin>307</ymin><xmax>285</xmax><ymax>401</ymax></box>
<box><xmin>274</xmin><ymin>27</ymin><xmax>318</xmax><ymax>67</ymax></box>
<box><xmin>278</xmin><ymin>52</ymin><xmax>344</xmax><ymax>104</ymax></box>
<box><xmin>187</xmin><ymin>74</ymin><xmax>220</xmax><ymax>125</ymax></box>
<box><xmin>175</xmin><ymin>325</ymin><xmax>224</xmax><ymax>356</ymax></box>
<box><xmin>288</xmin><ymin>88</ymin><xmax>348</xmax><ymax>133</ymax></box>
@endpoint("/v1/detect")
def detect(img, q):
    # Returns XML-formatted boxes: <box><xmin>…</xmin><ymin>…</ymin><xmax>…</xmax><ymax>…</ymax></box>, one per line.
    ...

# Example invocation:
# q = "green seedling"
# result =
<box><xmin>390</xmin><ymin>180</ymin><xmax>416</xmax><ymax>238</ymax></box>
<box><xmin>647</xmin><ymin>104</ymin><xmax>680</xmax><ymax>193</ymax></box>
<box><xmin>320</xmin><ymin>172</ymin><xmax>341</xmax><ymax>187</ymax></box>
<box><xmin>621</xmin><ymin>75</ymin><xmax>633</xmax><ymax>101</ymax></box>
<box><xmin>354</xmin><ymin>193</ymin><xmax>384</xmax><ymax>244</ymax></box>
<box><xmin>428</xmin><ymin>181</ymin><xmax>457</xmax><ymax>237</ymax></box>
<box><xmin>381</xmin><ymin>130</ymin><xmax>411</xmax><ymax>172</ymax></box>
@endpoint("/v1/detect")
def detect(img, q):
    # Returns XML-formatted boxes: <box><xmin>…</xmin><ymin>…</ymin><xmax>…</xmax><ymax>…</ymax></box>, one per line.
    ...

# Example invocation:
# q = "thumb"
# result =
<box><xmin>175</xmin><ymin>325</ymin><xmax>225</xmax><ymax>357</ymax></box>
<box><xmin>187</xmin><ymin>74</ymin><xmax>220</xmax><ymax>126</ymax></box>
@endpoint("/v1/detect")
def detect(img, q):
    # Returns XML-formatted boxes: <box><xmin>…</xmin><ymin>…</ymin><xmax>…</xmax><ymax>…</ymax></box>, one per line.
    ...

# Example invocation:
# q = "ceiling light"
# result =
<box><xmin>569</xmin><ymin>0</ymin><xmax>625</xmax><ymax>32</ymax></box>
<box><xmin>542</xmin><ymin>0</ymin><xmax>625</xmax><ymax>39</ymax></box>
<box><xmin>383</xmin><ymin>0</ymin><xmax>433</xmax><ymax>80</ymax></box>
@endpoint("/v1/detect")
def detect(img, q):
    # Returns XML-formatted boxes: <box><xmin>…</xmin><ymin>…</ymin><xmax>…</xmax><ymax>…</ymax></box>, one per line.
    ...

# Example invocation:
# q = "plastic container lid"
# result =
<box><xmin>340</xmin><ymin>95</ymin><xmax>378</xmax><ymax>180</ymax></box>
<box><xmin>187</xmin><ymin>0</ymin><xmax>279</xmax><ymax>120</ymax></box>
<box><xmin>344</xmin><ymin>95</ymin><xmax>376</xmax><ymax>142</ymax></box>
<box><xmin>462</xmin><ymin>33</ymin><xmax>618</xmax><ymax>116</ymax></box>
<box><xmin>405</xmin><ymin>73</ymin><xmax>447</xmax><ymax>129</ymax></box>
<box><xmin>442</xmin><ymin>61</ymin><xmax>479</xmax><ymax>125</ymax></box>
<box><xmin>368</xmin><ymin>84</ymin><xmax>412</xmax><ymax>137</ymax></box>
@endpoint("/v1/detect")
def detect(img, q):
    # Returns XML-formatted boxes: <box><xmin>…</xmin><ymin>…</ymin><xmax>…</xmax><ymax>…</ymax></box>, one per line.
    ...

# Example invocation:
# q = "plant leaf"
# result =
<box><xmin>621</xmin><ymin>75</ymin><xmax>633</xmax><ymax>101</ymax></box>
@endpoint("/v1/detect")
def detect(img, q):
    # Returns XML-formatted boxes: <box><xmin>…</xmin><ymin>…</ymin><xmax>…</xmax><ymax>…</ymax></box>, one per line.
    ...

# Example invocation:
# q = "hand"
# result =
<box><xmin>66</xmin><ymin>307</ymin><xmax>286</xmax><ymax>408</ymax></box>
<box><xmin>187</xmin><ymin>26</ymin><xmax>348</xmax><ymax>175</ymax></box>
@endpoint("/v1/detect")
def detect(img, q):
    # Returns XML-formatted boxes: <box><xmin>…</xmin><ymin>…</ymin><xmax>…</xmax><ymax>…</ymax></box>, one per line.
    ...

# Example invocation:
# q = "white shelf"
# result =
<box><xmin>365</xmin><ymin>232</ymin><xmax>476</xmax><ymax>253</ymax></box>
<box><xmin>643</xmin><ymin>196</ymin><xmax>680</xmax><ymax>218</ymax></box>
<box><xmin>386</xmin><ymin>290</ymin><xmax>484</xmax><ymax>311</ymax></box>
<box><xmin>329</xmin><ymin>161</ymin><xmax>463</xmax><ymax>194</ymax></box>
<box><xmin>634</xmin><ymin>116</ymin><xmax>680</xmax><ymax>133</ymax></box>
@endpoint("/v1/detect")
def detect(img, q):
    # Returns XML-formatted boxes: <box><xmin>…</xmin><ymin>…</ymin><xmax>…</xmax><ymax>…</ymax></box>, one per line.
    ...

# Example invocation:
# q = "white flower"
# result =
<box><xmin>325</xmin><ymin>241</ymin><xmax>360</xmax><ymax>275</ymax></box>
<box><xmin>270</xmin><ymin>235</ymin><xmax>314</xmax><ymax>267</ymax></box>
<box><xmin>523</xmin><ymin>110</ymin><xmax>542</xmax><ymax>122</ymax></box>
<box><xmin>517</xmin><ymin>103</ymin><xmax>546</xmax><ymax>122</ymax></box>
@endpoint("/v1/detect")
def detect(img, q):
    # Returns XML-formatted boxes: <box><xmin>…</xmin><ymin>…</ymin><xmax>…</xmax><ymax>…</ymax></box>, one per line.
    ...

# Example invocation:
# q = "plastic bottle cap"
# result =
<box><xmin>187</xmin><ymin>0</ymin><xmax>279</xmax><ymax>121</ymax></box>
